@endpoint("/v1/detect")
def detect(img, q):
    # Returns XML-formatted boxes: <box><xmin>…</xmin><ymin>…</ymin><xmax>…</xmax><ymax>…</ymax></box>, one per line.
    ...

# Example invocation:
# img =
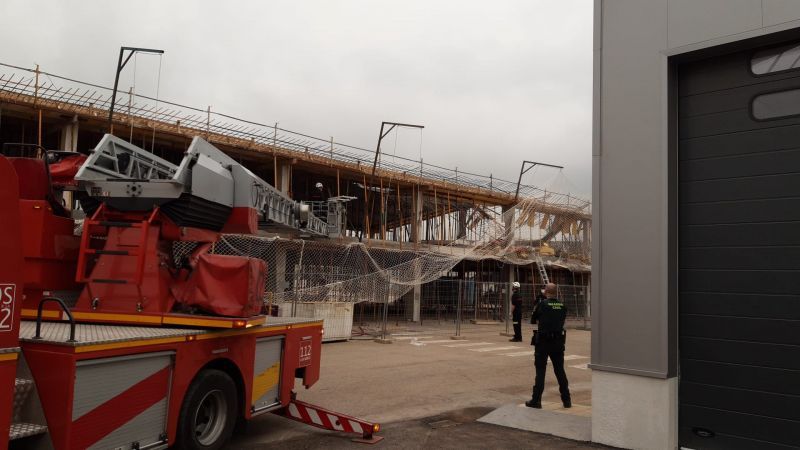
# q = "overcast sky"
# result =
<box><xmin>0</xmin><ymin>1</ymin><xmax>593</xmax><ymax>199</ymax></box>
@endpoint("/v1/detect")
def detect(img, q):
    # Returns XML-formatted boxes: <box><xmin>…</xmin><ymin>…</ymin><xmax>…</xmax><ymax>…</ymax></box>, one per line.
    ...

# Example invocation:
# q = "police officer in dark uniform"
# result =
<box><xmin>526</xmin><ymin>282</ymin><xmax>571</xmax><ymax>408</ymax></box>
<box><xmin>509</xmin><ymin>282</ymin><xmax>523</xmax><ymax>342</ymax></box>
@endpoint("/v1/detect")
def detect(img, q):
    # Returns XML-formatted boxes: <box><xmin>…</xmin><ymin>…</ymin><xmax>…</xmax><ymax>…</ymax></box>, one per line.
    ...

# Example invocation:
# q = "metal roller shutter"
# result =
<box><xmin>678</xmin><ymin>42</ymin><xmax>800</xmax><ymax>450</ymax></box>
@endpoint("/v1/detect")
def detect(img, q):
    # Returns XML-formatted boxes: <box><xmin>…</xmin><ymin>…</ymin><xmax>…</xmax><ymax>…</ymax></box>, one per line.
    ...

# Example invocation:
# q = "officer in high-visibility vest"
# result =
<box><xmin>526</xmin><ymin>282</ymin><xmax>571</xmax><ymax>409</ymax></box>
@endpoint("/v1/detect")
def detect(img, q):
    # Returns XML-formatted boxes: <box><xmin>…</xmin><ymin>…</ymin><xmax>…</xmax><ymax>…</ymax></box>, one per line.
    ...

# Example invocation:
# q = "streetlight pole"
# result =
<box><xmin>108</xmin><ymin>46</ymin><xmax>165</xmax><ymax>133</ymax></box>
<box><xmin>514</xmin><ymin>160</ymin><xmax>564</xmax><ymax>201</ymax></box>
<box><xmin>372</xmin><ymin>121</ymin><xmax>424</xmax><ymax>176</ymax></box>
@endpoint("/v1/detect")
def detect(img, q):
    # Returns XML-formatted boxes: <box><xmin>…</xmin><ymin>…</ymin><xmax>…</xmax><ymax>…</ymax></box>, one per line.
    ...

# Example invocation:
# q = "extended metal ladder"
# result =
<box><xmin>75</xmin><ymin>134</ymin><xmax>336</xmax><ymax>237</ymax></box>
<box><xmin>535</xmin><ymin>253</ymin><xmax>550</xmax><ymax>284</ymax></box>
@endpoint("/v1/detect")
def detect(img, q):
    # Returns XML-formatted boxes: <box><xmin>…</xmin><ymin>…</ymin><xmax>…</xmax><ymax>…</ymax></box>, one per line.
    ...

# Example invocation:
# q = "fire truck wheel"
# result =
<box><xmin>176</xmin><ymin>369</ymin><xmax>239</xmax><ymax>450</ymax></box>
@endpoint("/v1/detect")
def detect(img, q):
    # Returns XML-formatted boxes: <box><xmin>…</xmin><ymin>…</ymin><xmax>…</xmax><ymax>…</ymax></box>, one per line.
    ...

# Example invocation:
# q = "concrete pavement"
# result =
<box><xmin>232</xmin><ymin>407</ymin><xmax>609</xmax><ymax>450</ymax></box>
<box><xmin>227</xmin><ymin>322</ymin><xmax>593</xmax><ymax>448</ymax></box>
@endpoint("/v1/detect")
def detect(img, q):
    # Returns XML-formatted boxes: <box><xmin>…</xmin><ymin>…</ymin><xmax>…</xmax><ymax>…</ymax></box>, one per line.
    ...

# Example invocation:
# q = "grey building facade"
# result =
<box><xmin>593</xmin><ymin>1</ymin><xmax>800</xmax><ymax>448</ymax></box>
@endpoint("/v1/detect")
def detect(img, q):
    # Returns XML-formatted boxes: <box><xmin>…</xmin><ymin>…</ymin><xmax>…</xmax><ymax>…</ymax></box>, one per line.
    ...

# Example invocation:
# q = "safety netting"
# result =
<box><xmin>182</xmin><ymin>193</ymin><xmax>591</xmax><ymax>306</ymax></box>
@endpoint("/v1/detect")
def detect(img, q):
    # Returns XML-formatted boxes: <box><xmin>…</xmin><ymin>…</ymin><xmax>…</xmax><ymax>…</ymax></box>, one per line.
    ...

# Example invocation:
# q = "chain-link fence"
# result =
<box><xmin>353</xmin><ymin>280</ymin><xmax>590</xmax><ymax>337</ymax></box>
<box><xmin>171</xmin><ymin>231</ymin><xmax>590</xmax><ymax>341</ymax></box>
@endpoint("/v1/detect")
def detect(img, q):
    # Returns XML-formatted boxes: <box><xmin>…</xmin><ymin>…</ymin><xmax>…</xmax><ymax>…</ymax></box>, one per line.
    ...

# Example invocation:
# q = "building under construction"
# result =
<box><xmin>0</xmin><ymin>61</ymin><xmax>591</xmax><ymax>332</ymax></box>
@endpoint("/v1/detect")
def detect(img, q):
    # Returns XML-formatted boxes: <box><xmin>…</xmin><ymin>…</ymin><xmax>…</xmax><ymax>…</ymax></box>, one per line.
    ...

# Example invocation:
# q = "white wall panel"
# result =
<box><xmin>668</xmin><ymin>0</ymin><xmax>762</xmax><ymax>48</ymax></box>
<box><xmin>764</xmin><ymin>0</ymin><xmax>800</xmax><ymax>27</ymax></box>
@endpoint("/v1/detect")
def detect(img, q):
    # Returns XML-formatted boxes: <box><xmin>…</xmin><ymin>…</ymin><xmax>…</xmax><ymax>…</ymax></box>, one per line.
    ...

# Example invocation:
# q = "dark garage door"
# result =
<box><xmin>679</xmin><ymin>42</ymin><xmax>800</xmax><ymax>449</ymax></box>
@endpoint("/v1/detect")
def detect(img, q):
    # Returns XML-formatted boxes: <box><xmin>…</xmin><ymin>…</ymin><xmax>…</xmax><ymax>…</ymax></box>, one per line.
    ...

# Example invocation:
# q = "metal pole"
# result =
<box><xmin>206</xmin><ymin>106</ymin><xmax>211</xmax><ymax>138</ymax></box>
<box><xmin>273</xmin><ymin>122</ymin><xmax>278</xmax><ymax>185</ymax></box>
<box><xmin>292</xmin><ymin>241</ymin><xmax>305</xmax><ymax>318</ymax></box>
<box><xmin>33</xmin><ymin>64</ymin><xmax>39</xmax><ymax>105</ymax></box>
<box><xmin>128</xmin><ymin>87</ymin><xmax>134</xmax><ymax>142</ymax></box>
<box><xmin>474</xmin><ymin>279</ymin><xmax>479</xmax><ymax>322</ymax></box>
<box><xmin>372</xmin><ymin>121</ymin><xmax>423</xmax><ymax>176</ymax></box>
<box><xmin>382</xmin><ymin>285</ymin><xmax>389</xmax><ymax>340</ymax></box>
<box><xmin>372</xmin><ymin>122</ymin><xmax>386</xmax><ymax>175</ymax></box>
<box><xmin>455</xmin><ymin>279</ymin><xmax>462</xmax><ymax>337</ymax></box>
<box><xmin>418</xmin><ymin>282</ymin><xmax>423</xmax><ymax>326</ymax></box>
<box><xmin>35</xmin><ymin>64</ymin><xmax>41</xmax><ymax>150</ymax></box>
<box><xmin>514</xmin><ymin>160</ymin><xmax>563</xmax><ymax>202</ymax></box>
<box><xmin>108</xmin><ymin>47</ymin><xmax>164</xmax><ymax>133</ymax></box>
<box><xmin>386</xmin><ymin>287</ymin><xmax>396</xmax><ymax>327</ymax></box>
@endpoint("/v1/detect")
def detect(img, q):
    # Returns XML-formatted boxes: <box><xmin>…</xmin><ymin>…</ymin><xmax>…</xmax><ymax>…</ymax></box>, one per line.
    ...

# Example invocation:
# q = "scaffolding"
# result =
<box><xmin>0</xmin><ymin>61</ymin><xmax>591</xmax><ymax>316</ymax></box>
<box><xmin>0</xmin><ymin>61</ymin><xmax>590</xmax><ymax>205</ymax></box>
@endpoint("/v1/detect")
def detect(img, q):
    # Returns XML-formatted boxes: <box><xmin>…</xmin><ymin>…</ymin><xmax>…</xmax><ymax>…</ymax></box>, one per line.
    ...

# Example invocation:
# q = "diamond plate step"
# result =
<box><xmin>9</xmin><ymin>422</ymin><xmax>47</xmax><ymax>440</ymax></box>
<box><xmin>13</xmin><ymin>378</ymin><xmax>33</xmax><ymax>422</ymax></box>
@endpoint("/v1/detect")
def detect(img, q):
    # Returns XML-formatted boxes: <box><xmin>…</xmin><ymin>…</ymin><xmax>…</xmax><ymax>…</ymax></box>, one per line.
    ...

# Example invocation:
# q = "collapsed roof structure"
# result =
<box><xmin>0</xmin><ymin>62</ymin><xmax>590</xmax><ymax>311</ymax></box>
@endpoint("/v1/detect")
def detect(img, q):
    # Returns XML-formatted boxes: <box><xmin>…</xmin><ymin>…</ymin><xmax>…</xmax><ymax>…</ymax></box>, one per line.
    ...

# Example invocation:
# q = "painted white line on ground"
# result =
<box><xmin>501</xmin><ymin>351</ymin><xmax>534</xmax><ymax>357</ymax></box>
<box><xmin>391</xmin><ymin>332</ymin><xmax>437</xmax><ymax>336</ymax></box>
<box><xmin>415</xmin><ymin>339</ymin><xmax>460</xmax><ymax>344</ymax></box>
<box><xmin>564</xmin><ymin>355</ymin><xmax>587</xmax><ymax>361</ymax></box>
<box><xmin>393</xmin><ymin>336</ymin><xmax>434</xmax><ymax>340</ymax></box>
<box><xmin>443</xmin><ymin>342</ymin><xmax>493</xmax><ymax>348</ymax></box>
<box><xmin>569</xmin><ymin>363</ymin><xmax>589</xmax><ymax>370</ymax></box>
<box><xmin>469</xmin><ymin>346</ymin><xmax>520</xmax><ymax>352</ymax></box>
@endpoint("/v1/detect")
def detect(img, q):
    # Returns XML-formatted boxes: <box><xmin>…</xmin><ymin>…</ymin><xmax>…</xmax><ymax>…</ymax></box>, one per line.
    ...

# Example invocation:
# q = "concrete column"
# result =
<box><xmin>457</xmin><ymin>207</ymin><xmax>467</xmax><ymax>239</ymax></box>
<box><xmin>403</xmin><ymin>256</ymin><xmax>422</xmax><ymax>322</ymax></box>
<box><xmin>59</xmin><ymin>115</ymin><xmax>79</xmax><ymax>151</ymax></box>
<box><xmin>275</xmin><ymin>159</ymin><xmax>292</xmax><ymax>195</ymax></box>
<box><xmin>410</xmin><ymin>187</ymin><xmax>423</xmax><ymax>244</ymax></box>
<box><xmin>403</xmin><ymin>187</ymin><xmax>423</xmax><ymax>322</ymax></box>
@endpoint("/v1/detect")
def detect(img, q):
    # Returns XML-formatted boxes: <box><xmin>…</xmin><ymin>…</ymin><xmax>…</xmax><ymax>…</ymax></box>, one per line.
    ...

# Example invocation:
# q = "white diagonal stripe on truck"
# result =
<box><xmin>328</xmin><ymin>413</ymin><xmax>344</xmax><ymax>431</ymax></box>
<box><xmin>307</xmin><ymin>408</ymin><xmax>324</xmax><ymax>426</ymax></box>
<box><xmin>288</xmin><ymin>402</ymin><xmax>302</xmax><ymax>419</ymax></box>
<box><xmin>349</xmin><ymin>420</ymin><xmax>364</xmax><ymax>434</ymax></box>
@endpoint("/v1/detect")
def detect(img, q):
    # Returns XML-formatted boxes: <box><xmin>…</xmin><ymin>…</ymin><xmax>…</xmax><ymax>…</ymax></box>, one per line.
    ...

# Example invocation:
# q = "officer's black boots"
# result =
<box><xmin>525</xmin><ymin>399</ymin><xmax>541</xmax><ymax>408</ymax></box>
<box><xmin>525</xmin><ymin>396</ymin><xmax>570</xmax><ymax>408</ymax></box>
<box><xmin>526</xmin><ymin>392</ymin><xmax>542</xmax><ymax>408</ymax></box>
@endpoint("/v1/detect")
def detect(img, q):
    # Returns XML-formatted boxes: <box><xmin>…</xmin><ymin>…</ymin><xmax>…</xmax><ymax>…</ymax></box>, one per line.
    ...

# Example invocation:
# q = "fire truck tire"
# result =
<box><xmin>175</xmin><ymin>369</ymin><xmax>239</xmax><ymax>450</ymax></box>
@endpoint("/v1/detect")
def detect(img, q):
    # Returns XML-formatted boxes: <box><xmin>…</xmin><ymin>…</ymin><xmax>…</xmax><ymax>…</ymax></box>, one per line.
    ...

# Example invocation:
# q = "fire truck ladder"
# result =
<box><xmin>75</xmin><ymin>134</ymin><xmax>339</xmax><ymax>236</ymax></box>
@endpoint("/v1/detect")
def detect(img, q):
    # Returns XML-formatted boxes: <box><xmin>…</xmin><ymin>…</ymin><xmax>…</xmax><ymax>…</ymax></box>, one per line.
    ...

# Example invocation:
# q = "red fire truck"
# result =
<box><xmin>0</xmin><ymin>136</ymin><xmax>380</xmax><ymax>449</ymax></box>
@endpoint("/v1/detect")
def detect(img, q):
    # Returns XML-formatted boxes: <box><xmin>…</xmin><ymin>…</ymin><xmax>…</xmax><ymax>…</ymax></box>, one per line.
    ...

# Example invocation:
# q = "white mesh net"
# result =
<box><xmin>175</xmin><ymin>195</ymin><xmax>590</xmax><ymax>307</ymax></box>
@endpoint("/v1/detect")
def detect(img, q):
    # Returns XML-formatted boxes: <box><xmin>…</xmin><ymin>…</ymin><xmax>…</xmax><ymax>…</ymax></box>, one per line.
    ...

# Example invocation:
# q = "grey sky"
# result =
<box><xmin>0</xmin><ymin>0</ymin><xmax>593</xmax><ymax>198</ymax></box>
